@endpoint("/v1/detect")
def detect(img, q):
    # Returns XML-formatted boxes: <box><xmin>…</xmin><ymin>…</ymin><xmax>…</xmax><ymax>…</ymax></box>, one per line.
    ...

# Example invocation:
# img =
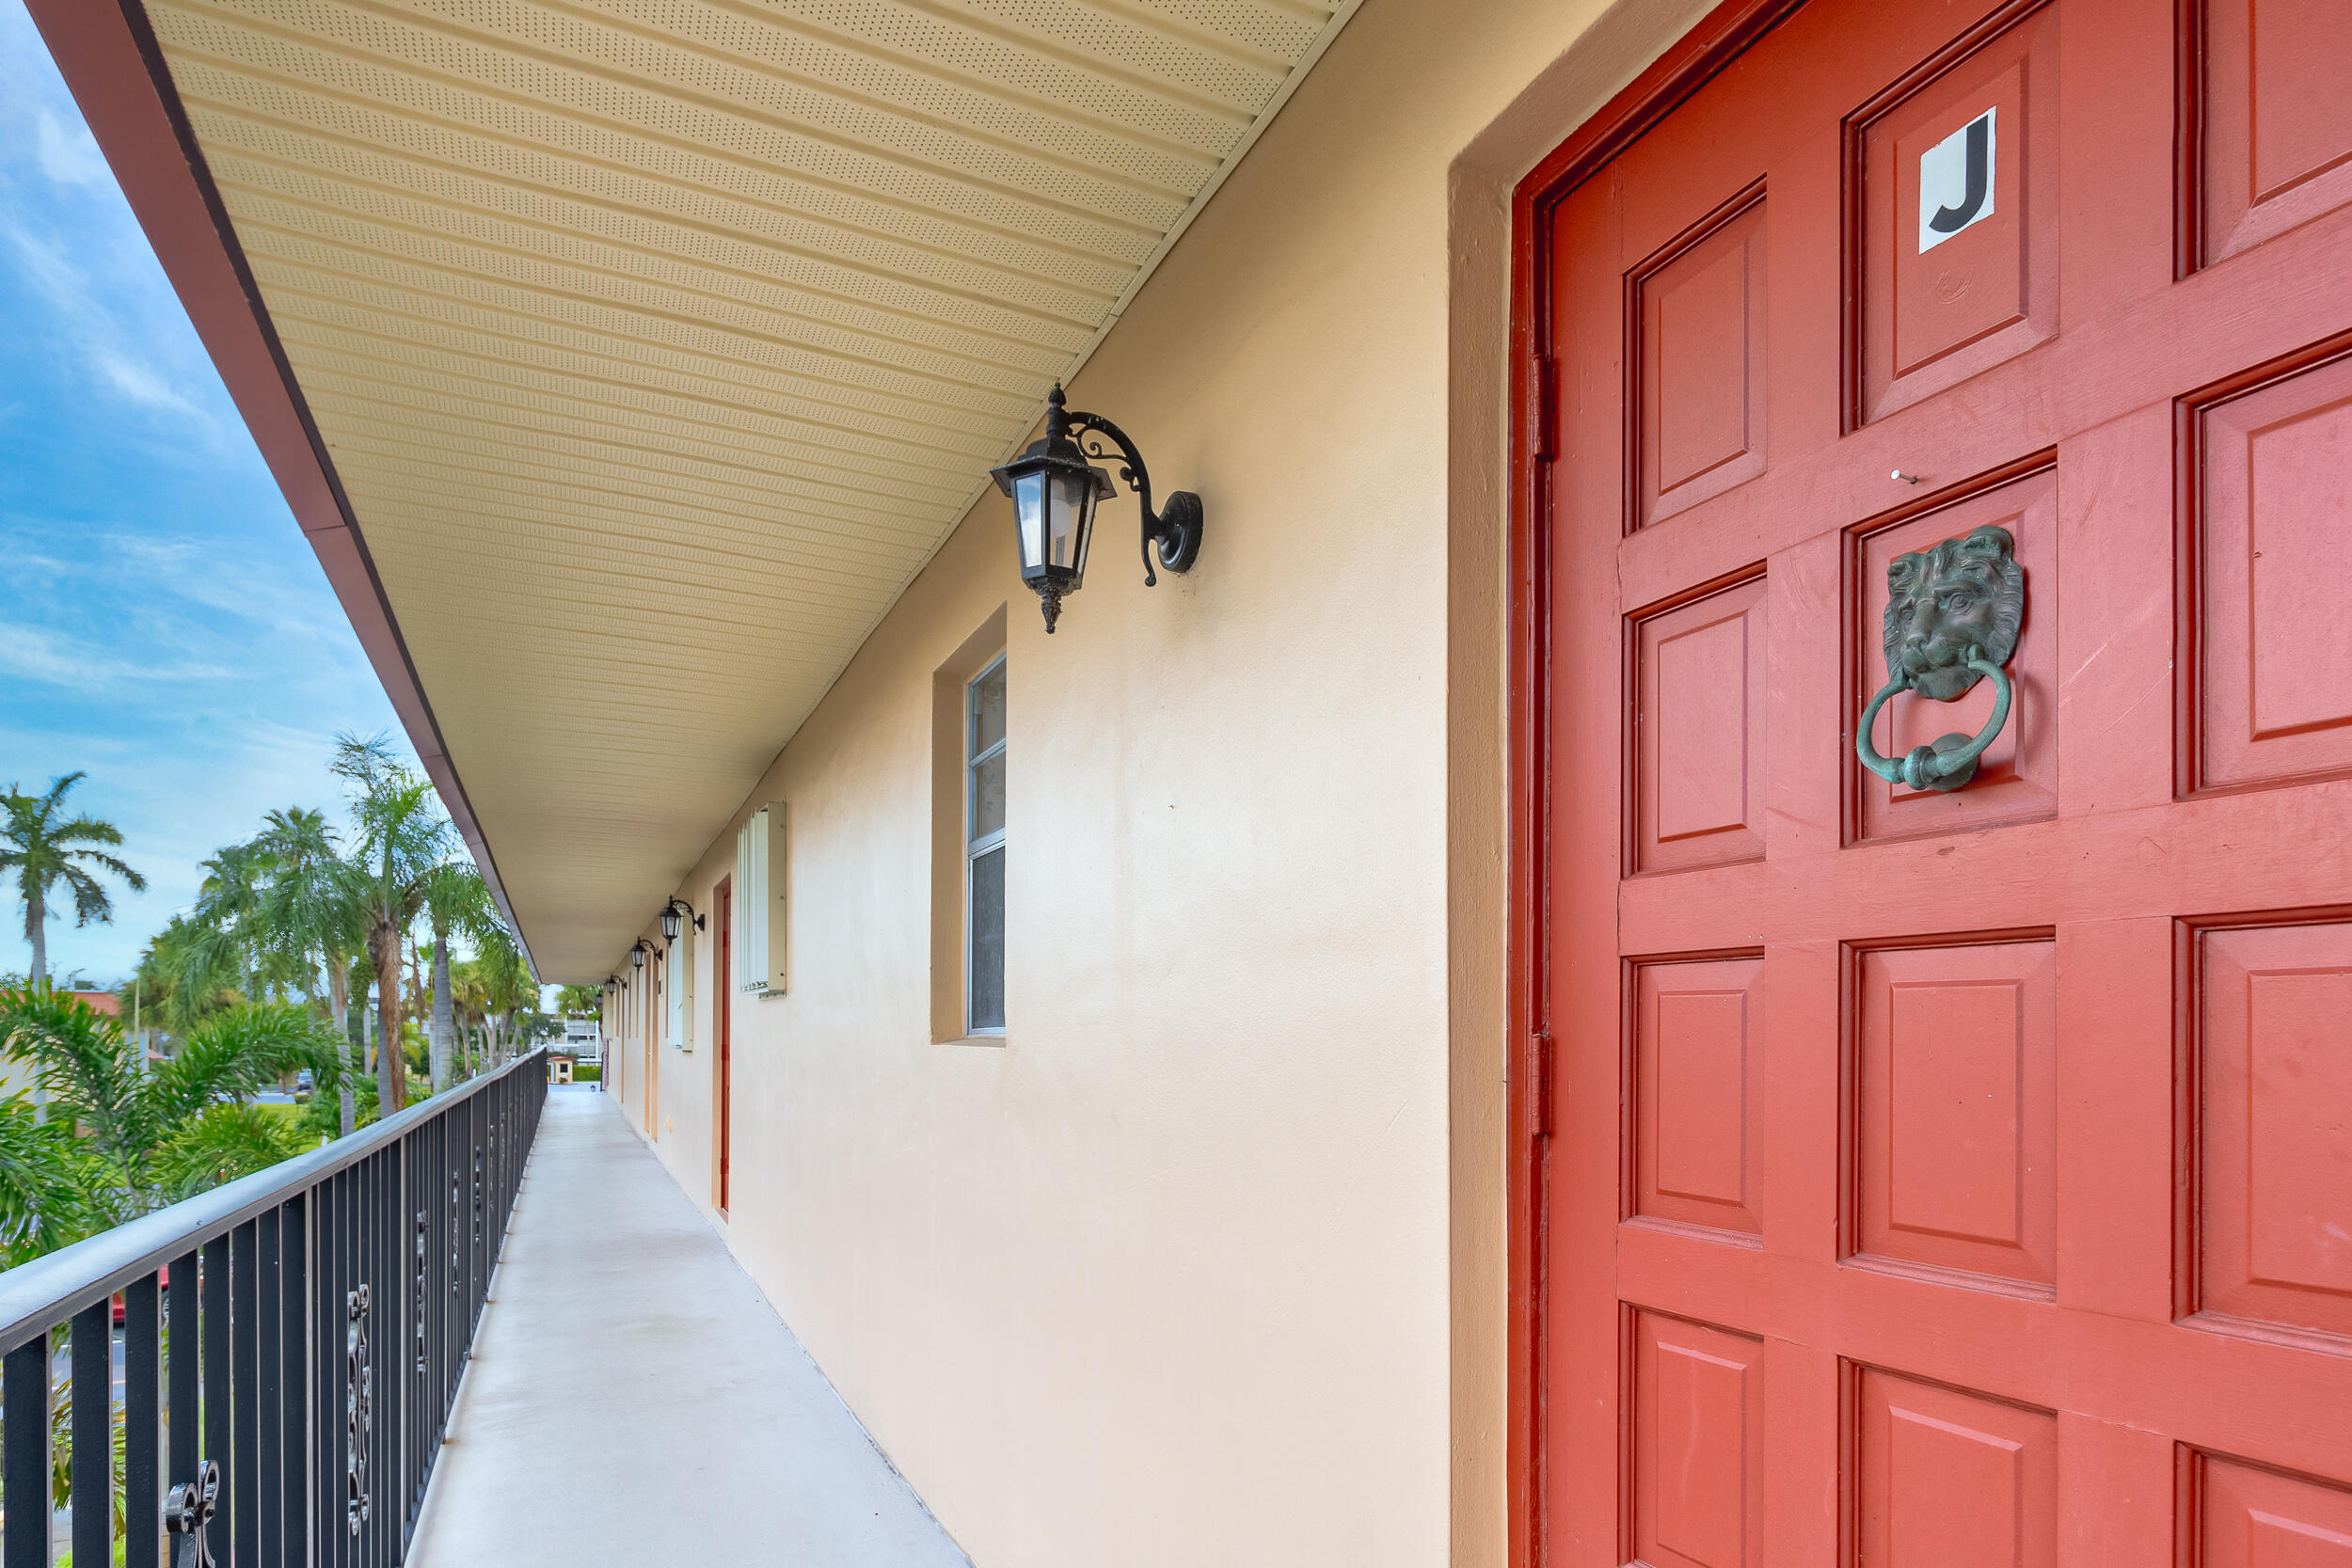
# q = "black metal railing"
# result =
<box><xmin>0</xmin><ymin>1049</ymin><xmax>548</xmax><ymax>1568</ymax></box>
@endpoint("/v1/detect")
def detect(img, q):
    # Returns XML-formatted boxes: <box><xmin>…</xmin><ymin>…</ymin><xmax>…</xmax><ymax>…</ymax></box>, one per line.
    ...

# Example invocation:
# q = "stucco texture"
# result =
<box><xmin>602</xmin><ymin>0</ymin><xmax>1715</xmax><ymax>1561</ymax></box>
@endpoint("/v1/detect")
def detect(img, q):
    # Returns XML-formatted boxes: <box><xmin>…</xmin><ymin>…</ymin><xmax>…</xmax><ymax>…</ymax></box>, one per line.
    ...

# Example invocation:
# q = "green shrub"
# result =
<box><xmin>568</xmin><ymin>1063</ymin><xmax>600</xmax><ymax>1083</ymax></box>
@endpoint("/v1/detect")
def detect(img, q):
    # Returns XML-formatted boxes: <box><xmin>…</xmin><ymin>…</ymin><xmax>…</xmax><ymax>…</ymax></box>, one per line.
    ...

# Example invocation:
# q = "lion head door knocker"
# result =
<box><xmin>1855</xmin><ymin>523</ymin><xmax>2024</xmax><ymax>792</ymax></box>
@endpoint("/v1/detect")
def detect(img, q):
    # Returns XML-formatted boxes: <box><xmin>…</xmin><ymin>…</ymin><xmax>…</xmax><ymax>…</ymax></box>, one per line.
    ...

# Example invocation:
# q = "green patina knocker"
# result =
<box><xmin>1855</xmin><ymin>653</ymin><xmax>2011</xmax><ymax>791</ymax></box>
<box><xmin>1854</xmin><ymin>523</ymin><xmax>2024</xmax><ymax>794</ymax></box>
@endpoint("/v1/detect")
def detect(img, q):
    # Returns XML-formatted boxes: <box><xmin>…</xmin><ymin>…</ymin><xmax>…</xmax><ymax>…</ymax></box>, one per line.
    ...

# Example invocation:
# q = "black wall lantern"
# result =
<box><xmin>658</xmin><ymin>897</ymin><xmax>703</xmax><ymax>942</ymax></box>
<box><xmin>989</xmin><ymin>385</ymin><xmax>1201</xmax><ymax>632</ymax></box>
<box><xmin>629</xmin><ymin>942</ymin><xmax>648</xmax><ymax>971</ymax></box>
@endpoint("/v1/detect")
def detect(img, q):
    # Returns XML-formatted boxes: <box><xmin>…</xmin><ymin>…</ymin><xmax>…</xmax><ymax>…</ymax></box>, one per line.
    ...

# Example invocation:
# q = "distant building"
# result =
<box><xmin>560</xmin><ymin>1018</ymin><xmax>601</xmax><ymax>1063</ymax></box>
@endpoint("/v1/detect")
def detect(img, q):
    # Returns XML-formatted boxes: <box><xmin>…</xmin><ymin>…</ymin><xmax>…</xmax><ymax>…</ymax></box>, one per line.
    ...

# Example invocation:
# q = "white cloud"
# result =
<box><xmin>91</xmin><ymin>348</ymin><xmax>206</xmax><ymax>421</ymax></box>
<box><xmin>34</xmin><ymin>108</ymin><xmax>108</xmax><ymax>188</ymax></box>
<box><xmin>0</xmin><ymin>622</ymin><xmax>236</xmax><ymax>690</ymax></box>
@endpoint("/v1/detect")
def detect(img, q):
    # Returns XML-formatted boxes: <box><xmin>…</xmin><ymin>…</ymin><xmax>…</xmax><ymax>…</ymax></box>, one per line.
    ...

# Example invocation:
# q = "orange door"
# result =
<box><xmin>714</xmin><ymin>879</ymin><xmax>733</xmax><ymax>1216</ymax></box>
<box><xmin>1528</xmin><ymin>0</ymin><xmax>2352</xmax><ymax>1560</ymax></box>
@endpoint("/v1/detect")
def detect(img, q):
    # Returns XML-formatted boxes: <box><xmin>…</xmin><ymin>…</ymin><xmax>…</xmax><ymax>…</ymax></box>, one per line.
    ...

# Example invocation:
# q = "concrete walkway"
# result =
<box><xmin>407</xmin><ymin>1086</ymin><xmax>971</xmax><ymax>1567</ymax></box>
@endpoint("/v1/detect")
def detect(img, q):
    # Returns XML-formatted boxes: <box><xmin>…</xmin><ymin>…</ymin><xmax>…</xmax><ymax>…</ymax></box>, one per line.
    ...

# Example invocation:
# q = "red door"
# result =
<box><xmin>644</xmin><ymin>960</ymin><xmax>658</xmax><ymax>1141</ymax></box>
<box><xmin>1524</xmin><ymin>0</ymin><xmax>2352</xmax><ymax>1561</ymax></box>
<box><xmin>714</xmin><ymin>879</ymin><xmax>733</xmax><ymax>1216</ymax></box>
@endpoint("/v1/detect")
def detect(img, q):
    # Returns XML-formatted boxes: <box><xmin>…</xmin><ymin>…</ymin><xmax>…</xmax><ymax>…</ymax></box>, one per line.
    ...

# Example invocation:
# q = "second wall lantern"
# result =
<box><xmin>658</xmin><ymin>897</ymin><xmax>702</xmax><ymax>942</ymax></box>
<box><xmin>989</xmin><ymin>385</ymin><xmax>1201</xmax><ymax>632</ymax></box>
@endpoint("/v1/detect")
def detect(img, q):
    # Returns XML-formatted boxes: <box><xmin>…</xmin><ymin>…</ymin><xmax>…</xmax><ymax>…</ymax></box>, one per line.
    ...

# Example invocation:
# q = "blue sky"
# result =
<box><xmin>0</xmin><ymin>4</ymin><xmax>405</xmax><ymax>986</ymax></box>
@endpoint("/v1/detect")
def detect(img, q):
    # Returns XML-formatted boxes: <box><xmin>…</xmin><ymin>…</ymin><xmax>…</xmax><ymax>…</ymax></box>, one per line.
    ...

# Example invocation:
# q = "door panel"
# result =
<box><xmin>1852</xmin><ymin>937</ymin><xmax>2057</xmax><ymax>1291</ymax></box>
<box><xmin>2189</xmin><ymin>1449</ymin><xmax>2352</xmax><ymax>1567</ymax></box>
<box><xmin>2195</xmin><ymin>919</ymin><xmax>2352</xmax><ymax>1342</ymax></box>
<box><xmin>1851</xmin><ymin>1368</ymin><xmax>2058</xmax><ymax>1568</ymax></box>
<box><xmin>1630</xmin><ymin>1310</ymin><xmax>1764</xmax><ymax>1568</ymax></box>
<box><xmin>1634</xmin><ymin>192</ymin><xmax>1770</xmax><ymax>529</ymax></box>
<box><xmin>1633</xmin><ymin>577</ymin><xmax>1770</xmax><ymax>873</ymax></box>
<box><xmin>2191</xmin><ymin>345</ymin><xmax>2352</xmax><ymax>791</ymax></box>
<box><xmin>1632</xmin><ymin>955</ymin><xmax>1767</xmax><ymax>1238</ymax></box>
<box><xmin>2199</xmin><ymin>0</ymin><xmax>2352</xmax><ymax>266</ymax></box>
<box><xmin>1532</xmin><ymin>0</ymin><xmax>2352</xmax><ymax>1560</ymax></box>
<box><xmin>1856</xmin><ymin>4</ymin><xmax>2061</xmax><ymax>423</ymax></box>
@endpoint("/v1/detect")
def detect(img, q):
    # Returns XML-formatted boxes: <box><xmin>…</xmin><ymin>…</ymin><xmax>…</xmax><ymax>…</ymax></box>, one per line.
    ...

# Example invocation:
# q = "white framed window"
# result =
<box><xmin>735</xmin><ymin>803</ymin><xmax>787</xmax><ymax>995</ymax></box>
<box><xmin>965</xmin><ymin>655</ymin><xmax>1006</xmax><ymax>1034</ymax></box>
<box><xmin>665</xmin><ymin>916</ymin><xmax>694</xmax><ymax>1050</ymax></box>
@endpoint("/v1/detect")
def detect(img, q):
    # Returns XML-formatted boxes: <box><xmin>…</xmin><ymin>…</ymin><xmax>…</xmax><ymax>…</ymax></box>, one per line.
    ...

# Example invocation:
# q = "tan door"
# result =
<box><xmin>1530</xmin><ymin>0</ymin><xmax>2352</xmax><ymax>1560</ymax></box>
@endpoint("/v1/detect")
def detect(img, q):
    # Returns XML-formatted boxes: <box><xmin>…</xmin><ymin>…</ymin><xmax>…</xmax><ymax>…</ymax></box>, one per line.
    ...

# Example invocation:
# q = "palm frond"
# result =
<box><xmin>151</xmin><ymin>1102</ymin><xmax>310</xmax><ymax>1201</ymax></box>
<box><xmin>149</xmin><ymin>1004</ymin><xmax>342</xmax><ymax>1129</ymax></box>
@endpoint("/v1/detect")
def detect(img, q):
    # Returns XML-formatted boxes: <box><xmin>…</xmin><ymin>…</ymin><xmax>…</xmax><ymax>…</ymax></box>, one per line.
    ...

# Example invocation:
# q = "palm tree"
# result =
<box><xmin>471</xmin><ymin>920</ymin><xmax>535</xmax><ymax>1069</ymax></box>
<box><xmin>334</xmin><ymin>735</ymin><xmax>451</xmax><ymax>1116</ymax></box>
<box><xmin>179</xmin><ymin>839</ymin><xmax>280</xmax><ymax>998</ymax></box>
<box><xmin>419</xmin><ymin>863</ymin><xmax>497</xmax><ymax>1092</ymax></box>
<box><xmin>130</xmin><ymin>914</ymin><xmax>248</xmax><ymax>1035</ymax></box>
<box><xmin>0</xmin><ymin>772</ymin><xmax>146</xmax><ymax>983</ymax></box>
<box><xmin>248</xmin><ymin>807</ymin><xmax>368</xmax><ymax>1134</ymax></box>
<box><xmin>0</xmin><ymin>985</ymin><xmax>340</xmax><ymax>1212</ymax></box>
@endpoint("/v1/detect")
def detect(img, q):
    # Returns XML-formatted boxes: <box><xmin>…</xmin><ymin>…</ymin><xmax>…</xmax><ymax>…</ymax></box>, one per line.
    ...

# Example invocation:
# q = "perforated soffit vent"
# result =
<box><xmin>139</xmin><ymin>0</ymin><xmax>1360</xmax><ymax>978</ymax></box>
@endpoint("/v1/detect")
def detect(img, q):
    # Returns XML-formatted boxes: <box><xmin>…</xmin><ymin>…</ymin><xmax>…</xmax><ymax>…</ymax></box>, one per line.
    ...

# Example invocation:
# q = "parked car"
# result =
<box><xmin>113</xmin><ymin>1261</ymin><xmax>169</xmax><ymax>1327</ymax></box>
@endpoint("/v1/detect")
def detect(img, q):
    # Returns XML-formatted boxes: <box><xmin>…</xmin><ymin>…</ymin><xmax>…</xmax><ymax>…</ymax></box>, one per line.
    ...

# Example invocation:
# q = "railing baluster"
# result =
<box><xmin>280</xmin><ymin>1196</ymin><xmax>306</xmax><ymax>1565</ymax></box>
<box><xmin>167</xmin><ymin>1251</ymin><xmax>197</xmax><ymax>1519</ymax></box>
<box><xmin>200</xmin><ymin>1234</ymin><xmax>230</xmax><ymax>1555</ymax></box>
<box><xmin>69</xmin><ymin>1302</ymin><xmax>110</xmax><ymax>1568</ymax></box>
<box><xmin>4</xmin><ymin>1333</ymin><xmax>51</xmax><ymax>1568</ymax></box>
<box><xmin>316</xmin><ymin>1174</ymin><xmax>339</xmax><ymax>1568</ymax></box>
<box><xmin>231</xmin><ymin>1220</ymin><xmax>260</xmax><ymax>1568</ymax></box>
<box><xmin>125</xmin><ymin>1274</ymin><xmax>161</xmax><ymax>1568</ymax></box>
<box><xmin>258</xmin><ymin>1208</ymin><xmax>282</xmax><ymax>1568</ymax></box>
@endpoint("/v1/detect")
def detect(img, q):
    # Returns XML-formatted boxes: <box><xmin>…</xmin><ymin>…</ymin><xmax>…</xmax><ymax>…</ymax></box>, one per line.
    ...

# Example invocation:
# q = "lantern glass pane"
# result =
<box><xmin>1012</xmin><ymin>471</ymin><xmax>1047</xmax><ymax>573</ymax></box>
<box><xmin>1047</xmin><ymin>470</ymin><xmax>1093</xmax><ymax>573</ymax></box>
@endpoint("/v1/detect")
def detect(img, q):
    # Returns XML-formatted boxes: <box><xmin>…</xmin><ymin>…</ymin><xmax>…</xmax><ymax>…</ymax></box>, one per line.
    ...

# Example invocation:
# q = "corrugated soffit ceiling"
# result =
<box><xmin>137</xmin><ymin>0</ymin><xmax>1358</xmax><ymax>978</ymax></box>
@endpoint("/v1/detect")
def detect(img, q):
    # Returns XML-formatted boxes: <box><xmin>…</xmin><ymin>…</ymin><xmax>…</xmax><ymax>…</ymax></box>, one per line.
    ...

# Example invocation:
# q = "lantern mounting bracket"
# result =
<box><xmin>1060</xmin><ymin>408</ymin><xmax>1203</xmax><ymax>587</ymax></box>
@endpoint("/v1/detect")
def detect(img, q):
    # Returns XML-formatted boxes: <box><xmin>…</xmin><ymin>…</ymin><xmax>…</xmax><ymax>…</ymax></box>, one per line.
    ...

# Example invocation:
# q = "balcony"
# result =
<box><xmin>407</xmin><ymin>1086</ymin><xmax>968</xmax><ymax>1566</ymax></box>
<box><xmin>0</xmin><ymin>1060</ymin><xmax>965</xmax><ymax>1567</ymax></box>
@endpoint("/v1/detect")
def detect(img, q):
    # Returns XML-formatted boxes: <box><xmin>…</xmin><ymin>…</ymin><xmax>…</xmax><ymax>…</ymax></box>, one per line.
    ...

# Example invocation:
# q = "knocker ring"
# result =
<box><xmin>1855</xmin><ymin>654</ymin><xmax>2011</xmax><ymax>793</ymax></box>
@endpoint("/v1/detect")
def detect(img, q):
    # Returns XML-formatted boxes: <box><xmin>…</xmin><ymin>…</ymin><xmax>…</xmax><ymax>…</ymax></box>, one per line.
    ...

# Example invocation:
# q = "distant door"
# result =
<box><xmin>1525</xmin><ymin>0</ymin><xmax>2352</xmax><ymax>1560</ymax></box>
<box><xmin>715</xmin><ymin>878</ymin><xmax>733</xmax><ymax>1216</ymax></box>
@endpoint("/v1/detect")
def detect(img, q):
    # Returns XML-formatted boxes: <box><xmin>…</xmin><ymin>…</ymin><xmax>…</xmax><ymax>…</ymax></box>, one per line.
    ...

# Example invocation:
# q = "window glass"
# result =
<box><xmin>966</xmin><ymin>655</ymin><xmax>1007</xmax><ymax>1034</ymax></box>
<box><xmin>968</xmin><ymin>844</ymin><xmax>1005</xmax><ymax>1032</ymax></box>
<box><xmin>970</xmin><ymin>749</ymin><xmax>1005</xmax><ymax>841</ymax></box>
<box><xmin>971</xmin><ymin>659</ymin><xmax>1006</xmax><ymax>757</ymax></box>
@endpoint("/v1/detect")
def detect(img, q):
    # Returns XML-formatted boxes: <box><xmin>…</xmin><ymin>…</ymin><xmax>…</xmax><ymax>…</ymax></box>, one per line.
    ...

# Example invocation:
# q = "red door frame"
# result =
<box><xmin>1504</xmin><ymin>2</ymin><xmax>1811</xmax><ymax>1560</ymax></box>
<box><xmin>714</xmin><ymin>879</ymin><xmax>733</xmax><ymax>1216</ymax></box>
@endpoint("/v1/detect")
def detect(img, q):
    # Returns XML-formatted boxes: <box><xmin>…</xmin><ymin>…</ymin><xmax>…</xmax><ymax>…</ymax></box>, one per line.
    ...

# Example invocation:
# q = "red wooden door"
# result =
<box><xmin>1528</xmin><ymin>0</ymin><xmax>2352</xmax><ymax>1562</ymax></box>
<box><xmin>715</xmin><ymin>879</ymin><xmax>733</xmax><ymax>1216</ymax></box>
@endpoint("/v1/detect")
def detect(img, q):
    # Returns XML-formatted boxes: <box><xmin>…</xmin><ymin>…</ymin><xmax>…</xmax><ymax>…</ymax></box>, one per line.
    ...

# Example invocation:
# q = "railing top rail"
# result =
<box><xmin>0</xmin><ymin>1048</ymin><xmax>549</xmax><ymax>1354</ymax></box>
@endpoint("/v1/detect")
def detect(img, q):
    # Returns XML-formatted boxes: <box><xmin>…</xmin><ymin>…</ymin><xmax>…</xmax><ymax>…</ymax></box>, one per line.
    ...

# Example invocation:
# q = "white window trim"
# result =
<box><xmin>965</xmin><ymin>655</ymin><xmax>1007</xmax><ymax>1036</ymax></box>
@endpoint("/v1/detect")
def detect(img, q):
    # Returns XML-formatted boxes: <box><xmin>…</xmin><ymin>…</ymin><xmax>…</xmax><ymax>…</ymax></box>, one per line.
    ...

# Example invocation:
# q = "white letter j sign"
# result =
<box><xmin>1919</xmin><ymin>107</ymin><xmax>1995</xmax><ymax>253</ymax></box>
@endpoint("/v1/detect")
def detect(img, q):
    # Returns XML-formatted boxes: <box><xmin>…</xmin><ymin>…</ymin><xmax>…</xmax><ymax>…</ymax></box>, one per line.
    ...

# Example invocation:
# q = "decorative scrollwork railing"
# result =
<box><xmin>347</xmin><ymin>1283</ymin><xmax>373</xmax><ymax>1533</ymax></box>
<box><xmin>0</xmin><ymin>1049</ymin><xmax>548</xmax><ymax>1568</ymax></box>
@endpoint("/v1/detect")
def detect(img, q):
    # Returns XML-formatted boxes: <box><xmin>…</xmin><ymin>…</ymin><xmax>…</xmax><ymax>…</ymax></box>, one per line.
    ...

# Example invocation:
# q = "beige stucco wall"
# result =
<box><xmin>602</xmin><ymin>0</ymin><xmax>1718</xmax><ymax>1561</ymax></box>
